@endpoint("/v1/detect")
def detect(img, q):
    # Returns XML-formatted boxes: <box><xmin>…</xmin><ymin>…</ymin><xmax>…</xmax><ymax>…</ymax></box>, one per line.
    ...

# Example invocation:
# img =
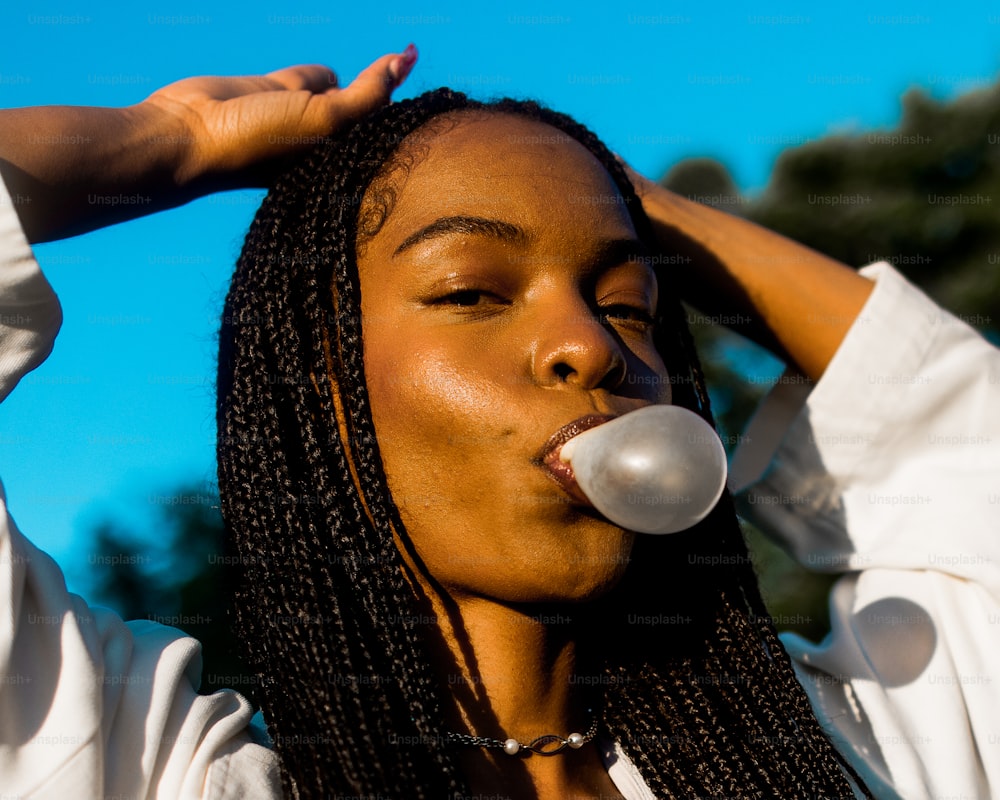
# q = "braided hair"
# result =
<box><xmin>217</xmin><ymin>89</ymin><xmax>872</xmax><ymax>798</ymax></box>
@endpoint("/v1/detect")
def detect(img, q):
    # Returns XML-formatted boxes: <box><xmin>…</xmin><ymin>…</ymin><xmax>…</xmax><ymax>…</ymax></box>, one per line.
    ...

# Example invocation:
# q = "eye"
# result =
<box><xmin>437</xmin><ymin>289</ymin><xmax>493</xmax><ymax>307</ymax></box>
<box><xmin>599</xmin><ymin>303</ymin><xmax>657</xmax><ymax>331</ymax></box>
<box><xmin>429</xmin><ymin>287</ymin><xmax>512</xmax><ymax>319</ymax></box>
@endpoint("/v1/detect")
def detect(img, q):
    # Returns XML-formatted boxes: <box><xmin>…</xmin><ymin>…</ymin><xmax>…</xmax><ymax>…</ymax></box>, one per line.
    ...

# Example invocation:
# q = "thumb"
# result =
<box><xmin>337</xmin><ymin>44</ymin><xmax>418</xmax><ymax>117</ymax></box>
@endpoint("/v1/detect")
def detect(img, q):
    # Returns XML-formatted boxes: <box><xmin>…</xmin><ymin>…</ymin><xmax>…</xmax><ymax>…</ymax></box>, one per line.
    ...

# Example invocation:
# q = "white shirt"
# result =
<box><xmin>1</xmin><ymin>175</ymin><xmax>997</xmax><ymax>798</ymax></box>
<box><xmin>0</xmin><ymin>180</ymin><xmax>281</xmax><ymax>800</ymax></box>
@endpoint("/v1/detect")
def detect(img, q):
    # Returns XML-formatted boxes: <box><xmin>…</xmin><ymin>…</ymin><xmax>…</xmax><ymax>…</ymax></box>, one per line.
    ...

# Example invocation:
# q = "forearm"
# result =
<box><xmin>0</xmin><ymin>103</ymin><xmax>190</xmax><ymax>242</ymax></box>
<box><xmin>639</xmin><ymin>183</ymin><xmax>873</xmax><ymax>381</ymax></box>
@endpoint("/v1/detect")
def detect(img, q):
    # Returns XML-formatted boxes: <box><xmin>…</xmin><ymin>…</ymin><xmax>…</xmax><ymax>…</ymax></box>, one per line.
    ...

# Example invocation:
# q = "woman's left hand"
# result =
<box><xmin>625</xmin><ymin>163</ymin><xmax>872</xmax><ymax>381</ymax></box>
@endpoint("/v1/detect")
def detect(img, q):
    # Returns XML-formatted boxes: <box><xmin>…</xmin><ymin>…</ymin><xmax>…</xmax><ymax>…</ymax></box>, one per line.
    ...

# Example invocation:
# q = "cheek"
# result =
<box><xmin>362</xmin><ymin>333</ymin><xmax>518</xmax><ymax>507</ymax></box>
<box><xmin>365</xmin><ymin>342</ymin><xmax>497</xmax><ymax>443</ymax></box>
<box><xmin>622</xmin><ymin>341</ymin><xmax>672</xmax><ymax>404</ymax></box>
<box><xmin>656</xmin><ymin>359</ymin><xmax>673</xmax><ymax>405</ymax></box>
<box><xmin>361</xmin><ymin>341</ymin><xmax>517</xmax><ymax>586</ymax></box>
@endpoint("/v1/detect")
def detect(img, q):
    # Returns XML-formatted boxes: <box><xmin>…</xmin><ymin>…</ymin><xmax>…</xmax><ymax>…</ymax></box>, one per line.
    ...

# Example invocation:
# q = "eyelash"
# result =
<box><xmin>430</xmin><ymin>289</ymin><xmax>511</xmax><ymax>321</ymax></box>
<box><xmin>435</xmin><ymin>290</ymin><xmax>655</xmax><ymax>332</ymax></box>
<box><xmin>599</xmin><ymin>304</ymin><xmax>657</xmax><ymax>330</ymax></box>
<box><xmin>435</xmin><ymin>289</ymin><xmax>502</xmax><ymax>307</ymax></box>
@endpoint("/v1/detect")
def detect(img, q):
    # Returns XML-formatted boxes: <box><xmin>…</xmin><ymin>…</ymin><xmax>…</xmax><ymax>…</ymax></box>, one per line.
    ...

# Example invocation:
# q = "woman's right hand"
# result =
<box><xmin>0</xmin><ymin>46</ymin><xmax>417</xmax><ymax>242</ymax></box>
<box><xmin>145</xmin><ymin>46</ymin><xmax>417</xmax><ymax>188</ymax></box>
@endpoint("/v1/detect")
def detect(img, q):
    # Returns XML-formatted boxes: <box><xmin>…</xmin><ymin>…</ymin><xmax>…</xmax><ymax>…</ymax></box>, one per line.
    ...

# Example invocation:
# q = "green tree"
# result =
<box><xmin>746</xmin><ymin>85</ymin><xmax>1000</xmax><ymax>331</ymax></box>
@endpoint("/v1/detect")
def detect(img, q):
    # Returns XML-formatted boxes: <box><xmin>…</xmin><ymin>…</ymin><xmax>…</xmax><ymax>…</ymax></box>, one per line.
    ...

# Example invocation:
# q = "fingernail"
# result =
<box><xmin>389</xmin><ymin>43</ymin><xmax>418</xmax><ymax>87</ymax></box>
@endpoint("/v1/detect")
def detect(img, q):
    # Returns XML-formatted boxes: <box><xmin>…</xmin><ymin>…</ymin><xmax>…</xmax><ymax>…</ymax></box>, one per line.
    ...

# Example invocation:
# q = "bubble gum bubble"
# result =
<box><xmin>559</xmin><ymin>405</ymin><xmax>727</xmax><ymax>534</ymax></box>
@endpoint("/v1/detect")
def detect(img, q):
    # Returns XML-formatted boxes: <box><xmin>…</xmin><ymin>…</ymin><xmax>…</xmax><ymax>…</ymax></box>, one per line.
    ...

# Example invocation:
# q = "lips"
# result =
<box><xmin>536</xmin><ymin>414</ymin><xmax>616</xmax><ymax>504</ymax></box>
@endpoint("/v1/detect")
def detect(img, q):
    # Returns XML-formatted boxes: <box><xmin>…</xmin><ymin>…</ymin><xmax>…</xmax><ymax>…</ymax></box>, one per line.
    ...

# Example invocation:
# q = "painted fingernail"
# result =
<box><xmin>389</xmin><ymin>43</ymin><xmax>418</xmax><ymax>87</ymax></box>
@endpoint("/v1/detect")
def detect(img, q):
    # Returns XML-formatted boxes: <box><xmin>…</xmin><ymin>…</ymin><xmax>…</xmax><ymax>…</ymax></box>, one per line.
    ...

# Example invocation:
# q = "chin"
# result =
<box><xmin>491</xmin><ymin>523</ymin><xmax>636</xmax><ymax>606</ymax></box>
<box><xmin>410</xmin><ymin>505</ymin><xmax>636</xmax><ymax>606</ymax></box>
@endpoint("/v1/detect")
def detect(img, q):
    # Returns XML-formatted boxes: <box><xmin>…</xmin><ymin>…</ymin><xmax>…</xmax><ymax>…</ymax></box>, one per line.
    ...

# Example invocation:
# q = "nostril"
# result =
<box><xmin>553</xmin><ymin>363</ymin><xmax>574</xmax><ymax>381</ymax></box>
<box><xmin>549</xmin><ymin>353</ymin><xmax>626</xmax><ymax>388</ymax></box>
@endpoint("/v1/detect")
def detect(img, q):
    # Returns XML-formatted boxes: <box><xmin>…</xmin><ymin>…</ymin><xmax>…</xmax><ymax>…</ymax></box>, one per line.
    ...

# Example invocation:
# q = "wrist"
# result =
<box><xmin>129</xmin><ymin>96</ymin><xmax>202</xmax><ymax>191</ymax></box>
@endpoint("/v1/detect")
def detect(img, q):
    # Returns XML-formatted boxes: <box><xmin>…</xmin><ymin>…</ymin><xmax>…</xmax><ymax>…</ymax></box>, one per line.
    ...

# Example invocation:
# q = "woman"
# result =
<box><xmin>1</xmin><ymin>49</ymin><xmax>997</xmax><ymax>799</ymax></box>
<box><xmin>217</xmin><ymin>87</ymin><xmax>876</xmax><ymax>799</ymax></box>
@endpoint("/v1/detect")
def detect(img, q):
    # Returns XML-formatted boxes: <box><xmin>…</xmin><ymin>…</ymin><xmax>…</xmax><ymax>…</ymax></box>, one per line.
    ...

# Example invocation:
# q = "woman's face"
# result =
<box><xmin>358</xmin><ymin>113</ymin><xmax>671</xmax><ymax>605</ymax></box>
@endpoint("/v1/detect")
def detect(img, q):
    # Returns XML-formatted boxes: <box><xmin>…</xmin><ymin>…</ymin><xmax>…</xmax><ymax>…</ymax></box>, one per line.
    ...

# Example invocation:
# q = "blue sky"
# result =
<box><xmin>2</xmin><ymin>0</ymin><xmax>999</xmax><ymax>594</ymax></box>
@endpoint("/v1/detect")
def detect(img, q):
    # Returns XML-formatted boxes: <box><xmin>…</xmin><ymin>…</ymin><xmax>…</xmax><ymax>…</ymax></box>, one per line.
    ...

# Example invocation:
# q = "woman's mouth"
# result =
<box><xmin>536</xmin><ymin>414</ymin><xmax>616</xmax><ymax>504</ymax></box>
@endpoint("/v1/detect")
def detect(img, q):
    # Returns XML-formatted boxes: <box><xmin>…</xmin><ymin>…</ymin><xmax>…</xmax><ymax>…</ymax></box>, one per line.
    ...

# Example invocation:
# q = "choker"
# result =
<box><xmin>444</xmin><ymin>711</ymin><xmax>600</xmax><ymax>756</ymax></box>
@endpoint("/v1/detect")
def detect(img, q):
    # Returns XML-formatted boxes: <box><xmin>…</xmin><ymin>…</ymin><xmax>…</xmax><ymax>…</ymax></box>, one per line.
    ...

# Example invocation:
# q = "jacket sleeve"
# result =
<box><xmin>0</xmin><ymin>178</ymin><xmax>61</xmax><ymax>401</ymax></box>
<box><xmin>0</xmin><ymin>175</ymin><xmax>281</xmax><ymax>799</ymax></box>
<box><xmin>731</xmin><ymin>262</ymin><xmax>1000</xmax><ymax>799</ymax></box>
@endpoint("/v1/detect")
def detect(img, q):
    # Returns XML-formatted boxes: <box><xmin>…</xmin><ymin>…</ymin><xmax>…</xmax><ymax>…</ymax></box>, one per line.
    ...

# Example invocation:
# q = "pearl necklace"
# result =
<box><xmin>444</xmin><ymin>712</ymin><xmax>600</xmax><ymax>756</ymax></box>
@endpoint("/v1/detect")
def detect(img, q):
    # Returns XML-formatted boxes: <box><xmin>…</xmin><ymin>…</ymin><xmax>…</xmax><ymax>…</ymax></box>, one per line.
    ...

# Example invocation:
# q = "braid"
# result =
<box><xmin>218</xmin><ymin>92</ymin><xmax>475</xmax><ymax>798</ymax></box>
<box><xmin>217</xmin><ymin>88</ymin><xmax>873</xmax><ymax>798</ymax></box>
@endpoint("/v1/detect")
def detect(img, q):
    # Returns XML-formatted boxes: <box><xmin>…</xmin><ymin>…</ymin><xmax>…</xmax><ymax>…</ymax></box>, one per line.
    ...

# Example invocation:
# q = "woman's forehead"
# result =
<box><xmin>366</xmin><ymin>113</ymin><xmax>633</xmax><ymax>249</ymax></box>
<box><xmin>399</xmin><ymin>112</ymin><xmax>610</xmax><ymax>184</ymax></box>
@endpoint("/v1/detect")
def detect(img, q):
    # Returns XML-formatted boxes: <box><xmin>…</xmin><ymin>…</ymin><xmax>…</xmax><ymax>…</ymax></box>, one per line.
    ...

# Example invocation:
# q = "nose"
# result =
<box><xmin>531</xmin><ymin>298</ymin><xmax>628</xmax><ymax>391</ymax></box>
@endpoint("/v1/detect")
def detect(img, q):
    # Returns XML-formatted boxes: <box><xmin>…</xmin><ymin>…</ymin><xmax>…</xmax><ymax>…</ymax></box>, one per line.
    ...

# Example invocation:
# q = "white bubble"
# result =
<box><xmin>560</xmin><ymin>405</ymin><xmax>727</xmax><ymax>534</ymax></box>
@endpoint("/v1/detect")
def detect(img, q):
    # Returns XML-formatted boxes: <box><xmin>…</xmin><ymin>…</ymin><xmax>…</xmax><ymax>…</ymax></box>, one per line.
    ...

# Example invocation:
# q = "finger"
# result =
<box><xmin>148</xmin><ymin>74</ymin><xmax>288</xmax><ymax>104</ymax></box>
<box><xmin>292</xmin><ymin>47</ymin><xmax>418</xmax><ymax>136</ymax></box>
<box><xmin>265</xmin><ymin>64</ymin><xmax>339</xmax><ymax>93</ymax></box>
<box><xmin>387</xmin><ymin>43</ymin><xmax>418</xmax><ymax>90</ymax></box>
<box><xmin>333</xmin><ymin>45</ymin><xmax>418</xmax><ymax>116</ymax></box>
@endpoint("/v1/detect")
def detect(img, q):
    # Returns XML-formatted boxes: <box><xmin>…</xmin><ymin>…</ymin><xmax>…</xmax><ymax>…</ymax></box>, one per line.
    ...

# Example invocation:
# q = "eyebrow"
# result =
<box><xmin>586</xmin><ymin>239</ymin><xmax>651</xmax><ymax>273</ymax></box>
<box><xmin>393</xmin><ymin>215</ymin><xmax>530</xmax><ymax>256</ymax></box>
